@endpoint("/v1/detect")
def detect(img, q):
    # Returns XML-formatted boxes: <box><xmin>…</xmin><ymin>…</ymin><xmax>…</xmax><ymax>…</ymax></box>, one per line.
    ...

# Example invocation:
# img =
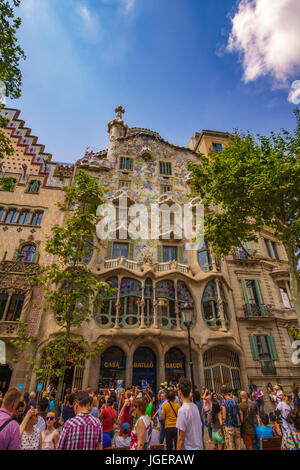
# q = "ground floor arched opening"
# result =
<box><xmin>99</xmin><ymin>346</ymin><xmax>126</xmax><ymax>389</ymax></box>
<box><xmin>132</xmin><ymin>346</ymin><xmax>156</xmax><ymax>391</ymax></box>
<box><xmin>165</xmin><ymin>347</ymin><xmax>186</xmax><ymax>385</ymax></box>
<box><xmin>203</xmin><ymin>347</ymin><xmax>242</xmax><ymax>394</ymax></box>
<box><xmin>0</xmin><ymin>364</ymin><xmax>12</xmax><ymax>396</ymax></box>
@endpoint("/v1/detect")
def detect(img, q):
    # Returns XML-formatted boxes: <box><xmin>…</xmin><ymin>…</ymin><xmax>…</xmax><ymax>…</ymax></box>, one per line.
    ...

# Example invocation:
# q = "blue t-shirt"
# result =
<box><xmin>221</xmin><ymin>398</ymin><xmax>237</xmax><ymax>427</ymax></box>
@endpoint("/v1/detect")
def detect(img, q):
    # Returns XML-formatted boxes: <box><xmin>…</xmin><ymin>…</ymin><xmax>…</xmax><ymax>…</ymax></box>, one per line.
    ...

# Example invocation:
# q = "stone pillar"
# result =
<box><xmin>174</xmin><ymin>279</ymin><xmax>181</xmax><ymax>330</ymax></box>
<box><xmin>140</xmin><ymin>280</ymin><xmax>146</xmax><ymax>329</ymax></box>
<box><xmin>215</xmin><ymin>278</ymin><xmax>227</xmax><ymax>331</ymax></box>
<box><xmin>126</xmin><ymin>346</ymin><xmax>134</xmax><ymax>387</ymax></box>
<box><xmin>114</xmin><ymin>276</ymin><xmax>121</xmax><ymax>329</ymax></box>
<box><xmin>153</xmin><ymin>283</ymin><xmax>159</xmax><ymax>329</ymax></box>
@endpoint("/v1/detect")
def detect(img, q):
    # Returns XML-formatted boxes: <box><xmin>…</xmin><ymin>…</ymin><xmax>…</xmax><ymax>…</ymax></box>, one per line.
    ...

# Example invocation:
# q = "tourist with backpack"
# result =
<box><xmin>161</xmin><ymin>389</ymin><xmax>180</xmax><ymax>450</ymax></box>
<box><xmin>220</xmin><ymin>387</ymin><xmax>241</xmax><ymax>450</ymax></box>
<box><xmin>276</xmin><ymin>394</ymin><xmax>295</xmax><ymax>433</ymax></box>
<box><xmin>238</xmin><ymin>391</ymin><xmax>256</xmax><ymax>450</ymax></box>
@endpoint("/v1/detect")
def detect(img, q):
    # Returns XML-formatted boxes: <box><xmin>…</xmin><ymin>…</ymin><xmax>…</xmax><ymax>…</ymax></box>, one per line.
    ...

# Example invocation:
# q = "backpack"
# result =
<box><xmin>229</xmin><ymin>401</ymin><xmax>242</xmax><ymax>427</ymax></box>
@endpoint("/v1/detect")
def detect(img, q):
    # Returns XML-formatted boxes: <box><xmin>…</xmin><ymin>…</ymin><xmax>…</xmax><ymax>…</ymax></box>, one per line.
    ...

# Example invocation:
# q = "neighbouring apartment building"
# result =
<box><xmin>0</xmin><ymin>106</ymin><xmax>299</xmax><ymax>402</ymax></box>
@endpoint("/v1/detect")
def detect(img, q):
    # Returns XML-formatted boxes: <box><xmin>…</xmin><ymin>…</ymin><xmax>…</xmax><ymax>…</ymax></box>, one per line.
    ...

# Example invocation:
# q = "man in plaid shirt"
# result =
<box><xmin>57</xmin><ymin>391</ymin><xmax>103</xmax><ymax>450</ymax></box>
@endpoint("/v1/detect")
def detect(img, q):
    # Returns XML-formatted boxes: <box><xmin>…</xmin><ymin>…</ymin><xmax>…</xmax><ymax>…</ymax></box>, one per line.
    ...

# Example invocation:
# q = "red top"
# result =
<box><xmin>100</xmin><ymin>407</ymin><xmax>117</xmax><ymax>433</ymax></box>
<box><xmin>120</xmin><ymin>402</ymin><xmax>132</xmax><ymax>436</ymax></box>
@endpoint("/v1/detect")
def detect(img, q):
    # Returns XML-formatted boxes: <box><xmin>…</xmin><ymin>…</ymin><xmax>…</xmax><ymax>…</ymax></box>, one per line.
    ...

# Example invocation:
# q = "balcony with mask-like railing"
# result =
<box><xmin>243</xmin><ymin>303</ymin><xmax>273</xmax><ymax>318</ymax></box>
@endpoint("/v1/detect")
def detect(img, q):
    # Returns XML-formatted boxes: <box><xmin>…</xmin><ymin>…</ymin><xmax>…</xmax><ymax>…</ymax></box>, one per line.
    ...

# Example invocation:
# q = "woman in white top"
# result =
<box><xmin>41</xmin><ymin>412</ymin><xmax>60</xmax><ymax>450</ymax></box>
<box><xmin>20</xmin><ymin>407</ymin><xmax>42</xmax><ymax>450</ymax></box>
<box><xmin>130</xmin><ymin>398</ymin><xmax>152</xmax><ymax>450</ymax></box>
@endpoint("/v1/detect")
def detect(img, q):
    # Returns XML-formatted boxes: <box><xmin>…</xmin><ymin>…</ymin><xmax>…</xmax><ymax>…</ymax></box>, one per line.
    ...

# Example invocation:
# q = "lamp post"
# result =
<box><xmin>181</xmin><ymin>302</ymin><xmax>195</xmax><ymax>403</ymax></box>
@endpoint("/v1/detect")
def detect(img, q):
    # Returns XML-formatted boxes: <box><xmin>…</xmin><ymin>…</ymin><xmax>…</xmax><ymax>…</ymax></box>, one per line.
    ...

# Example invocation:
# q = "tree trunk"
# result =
<box><xmin>54</xmin><ymin>321</ymin><xmax>71</xmax><ymax>418</ymax></box>
<box><xmin>286</xmin><ymin>243</ymin><xmax>300</xmax><ymax>327</ymax></box>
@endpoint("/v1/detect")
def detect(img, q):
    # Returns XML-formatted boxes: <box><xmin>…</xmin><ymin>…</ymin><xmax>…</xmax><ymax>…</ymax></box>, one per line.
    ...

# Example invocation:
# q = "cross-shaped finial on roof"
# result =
<box><xmin>115</xmin><ymin>106</ymin><xmax>125</xmax><ymax>120</ymax></box>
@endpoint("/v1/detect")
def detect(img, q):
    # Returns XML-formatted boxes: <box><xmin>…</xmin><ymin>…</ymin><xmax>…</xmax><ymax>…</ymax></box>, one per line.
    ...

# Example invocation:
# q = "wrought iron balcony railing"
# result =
<box><xmin>234</xmin><ymin>248</ymin><xmax>258</xmax><ymax>260</ymax></box>
<box><xmin>243</xmin><ymin>303</ymin><xmax>273</xmax><ymax>317</ymax></box>
<box><xmin>260</xmin><ymin>360</ymin><xmax>277</xmax><ymax>376</ymax></box>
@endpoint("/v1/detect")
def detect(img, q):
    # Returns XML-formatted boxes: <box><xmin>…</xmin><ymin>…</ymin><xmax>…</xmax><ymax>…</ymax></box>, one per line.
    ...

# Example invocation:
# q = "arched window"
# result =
<box><xmin>94</xmin><ymin>277</ymin><xmax>118</xmax><ymax>328</ymax></box>
<box><xmin>31</xmin><ymin>211</ymin><xmax>43</xmax><ymax>226</ymax></box>
<box><xmin>27</xmin><ymin>180</ymin><xmax>41</xmax><ymax>193</ymax></box>
<box><xmin>5</xmin><ymin>209</ymin><xmax>18</xmax><ymax>224</ymax></box>
<box><xmin>18</xmin><ymin>210</ymin><xmax>31</xmax><ymax>225</ymax></box>
<box><xmin>0</xmin><ymin>207</ymin><xmax>4</xmax><ymax>222</ymax></box>
<box><xmin>198</xmin><ymin>242</ymin><xmax>213</xmax><ymax>272</ymax></box>
<box><xmin>144</xmin><ymin>278</ymin><xmax>153</xmax><ymax>327</ymax></box>
<box><xmin>156</xmin><ymin>280</ymin><xmax>176</xmax><ymax>330</ymax></box>
<box><xmin>21</xmin><ymin>245</ymin><xmax>37</xmax><ymax>262</ymax></box>
<box><xmin>119</xmin><ymin>278</ymin><xmax>142</xmax><ymax>328</ymax></box>
<box><xmin>202</xmin><ymin>281</ymin><xmax>230</xmax><ymax>330</ymax></box>
<box><xmin>55</xmin><ymin>282</ymin><xmax>88</xmax><ymax>325</ymax></box>
<box><xmin>177</xmin><ymin>280</ymin><xmax>196</xmax><ymax>328</ymax></box>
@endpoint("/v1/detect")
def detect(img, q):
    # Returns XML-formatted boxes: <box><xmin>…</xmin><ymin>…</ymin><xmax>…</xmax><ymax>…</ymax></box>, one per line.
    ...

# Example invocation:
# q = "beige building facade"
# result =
<box><xmin>0</xmin><ymin>107</ymin><xmax>299</xmax><ymax>402</ymax></box>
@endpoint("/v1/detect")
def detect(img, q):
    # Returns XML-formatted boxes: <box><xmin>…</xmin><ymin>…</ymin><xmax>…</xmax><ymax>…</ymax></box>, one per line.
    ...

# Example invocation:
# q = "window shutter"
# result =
<box><xmin>157</xmin><ymin>245</ymin><xmax>163</xmax><ymax>263</ymax></box>
<box><xmin>241</xmin><ymin>280</ymin><xmax>250</xmax><ymax>304</ymax></box>
<box><xmin>266</xmin><ymin>336</ymin><xmax>278</xmax><ymax>361</ymax></box>
<box><xmin>177</xmin><ymin>246</ymin><xmax>184</xmax><ymax>264</ymax></box>
<box><xmin>254</xmin><ymin>280</ymin><xmax>264</xmax><ymax>305</ymax></box>
<box><xmin>13</xmin><ymin>248</ymin><xmax>19</xmax><ymax>261</ymax></box>
<box><xmin>128</xmin><ymin>241</ymin><xmax>135</xmax><ymax>260</ymax></box>
<box><xmin>106</xmin><ymin>241</ymin><xmax>113</xmax><ymax>260</ymax></box>
<box><xmin>249</xmin><ymin>335</ymin><xmax>259</xmax><ymax>361</ymax></box>
<box><xmin>129</xmin><ymin>158</ymin><xmax>133</xmax><ymax>171</ymax></box>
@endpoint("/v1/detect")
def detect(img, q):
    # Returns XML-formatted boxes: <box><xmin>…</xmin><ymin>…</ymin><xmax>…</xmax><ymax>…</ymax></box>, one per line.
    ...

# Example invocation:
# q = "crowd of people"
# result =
<box><xmin>0</xmin><ymin>378</ymin><xmax>299</xmax><ymax>451</ymax></box>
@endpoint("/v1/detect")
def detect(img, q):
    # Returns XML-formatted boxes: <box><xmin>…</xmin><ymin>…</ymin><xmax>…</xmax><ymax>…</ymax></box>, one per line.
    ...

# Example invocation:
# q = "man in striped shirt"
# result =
<box><xmin>57</xmin><ymin>391</ymin><xmax>103</xmax><ymax>450</ymax></box>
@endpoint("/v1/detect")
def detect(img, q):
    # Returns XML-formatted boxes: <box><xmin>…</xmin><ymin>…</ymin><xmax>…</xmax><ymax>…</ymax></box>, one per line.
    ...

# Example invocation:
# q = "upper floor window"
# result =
<box><xmin>249</xmin><ymin>335</ymin><xmax>278</xmax><ymax>362</ymax></box>
<box><xmin>120</xmin><ymin>157</ymin><xmax>133</xmax><ymax>171</ymax></box>
<box><xmin>198</xmin><ymin>242</ymin><xmax>213</xmax><ymax>272</ymax></box>
<box><xmin>0</xmin><ymin>291</ymin><xmax>25</xmax><ymax>322</ymax></box>
<box><xmin>264</xmin><ymin>238</ymin><xmax>280</xmax><ymax>260</ymax></box>
<box><xmin>280</xmin><ymin>287</ymin><xmax>292</xmax><ymax>309</ymax></box>
<box><xmin>202</xmin><ymin>281</ymin><xmax>230</xmax><ymax>330</ymax></box>
<box><xmin>5</xmin><ymin>209</ymin><xmax>18</xmax><ymax>224</ymax></box>
<box><xmin>27</xmin><ymin>180</ymin><xmax>41</xmax><ymax>194</ymax></box>
<box><xmin>119</xmin><ymin>180</ymin><xmax>131</xmax><ymax>189</ymax></box>
<box><xmin>18</xmin><ymin>210</ymin><xmax>31</xmax><ymax>225</ymax></box>
<box><xmin>21</xmin><ymin>245</ymin><xmax>37</xmax><ymax>262</ymax></box>
<box><xmin>31</xmin><ymin>211</ymin><xmax>43</xmax><ymax>226</ymax></box>
<box><xmin>161</xmin><ymin>184</ymin><xmax>173</xmax><ymax>194</ymax></box>
<box><xmin>113</xmin><ymin>242</ymin><xmax>129</xmax><ymax>259</ymax></box>
<box><xmin>0</xmin><ymin>207</ymin><xmax>4</xmax><ymax>222</ymax></box>
<box><xmin>212</xmin><ymin>143</ymin><xmax>223</xmax><ymax>152</ymax></box>
<box><xmin>159</xmin><ymin>162</ymin><xmax>172</xmax><ymax>176</ymax></box>
<box><xmin>163</xmin><ymin>246</ymin><xmax>177</xmax><ymax>262</ymax></box>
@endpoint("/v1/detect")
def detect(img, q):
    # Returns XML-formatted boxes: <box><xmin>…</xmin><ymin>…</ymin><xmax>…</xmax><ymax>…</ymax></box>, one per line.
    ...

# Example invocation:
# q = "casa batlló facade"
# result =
<box><xmin>0</xmin><ymin>106</ymin><xmax>299</xmax><ymax>404</ymax></box>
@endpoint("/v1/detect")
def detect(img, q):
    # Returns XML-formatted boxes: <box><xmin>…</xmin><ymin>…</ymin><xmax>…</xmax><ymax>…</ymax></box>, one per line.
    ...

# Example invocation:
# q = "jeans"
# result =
<box><xmin>204</xmin><ymin>411</ymin><xmax>212</xmax><ymax>439</ymax></box>
<box><xmin>165</xmin><ymin>427</ymin><xmax>177</xmax><ymax>450</ymax></box>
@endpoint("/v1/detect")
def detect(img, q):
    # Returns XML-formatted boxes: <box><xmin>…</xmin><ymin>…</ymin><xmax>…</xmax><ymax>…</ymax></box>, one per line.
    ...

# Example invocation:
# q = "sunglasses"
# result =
<box><xmin>46</xmin><ymin>417</ymin><xmax>56</xmax><ymax>421</ymax></box>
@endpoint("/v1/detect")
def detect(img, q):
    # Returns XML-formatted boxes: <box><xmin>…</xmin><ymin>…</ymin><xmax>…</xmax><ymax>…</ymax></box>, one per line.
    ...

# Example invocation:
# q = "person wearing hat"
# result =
<box><xmin>114</xmin><ymin>423</ymin><xmax>131</xmax><ymax>448</ymax></box>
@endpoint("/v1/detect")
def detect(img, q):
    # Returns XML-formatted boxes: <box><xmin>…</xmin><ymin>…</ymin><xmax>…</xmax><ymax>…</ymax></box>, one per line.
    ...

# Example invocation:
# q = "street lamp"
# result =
<box><xmin>181</xmin><ymin>302</ymin><xmax>195</xmax><ymax>403</ymax></box>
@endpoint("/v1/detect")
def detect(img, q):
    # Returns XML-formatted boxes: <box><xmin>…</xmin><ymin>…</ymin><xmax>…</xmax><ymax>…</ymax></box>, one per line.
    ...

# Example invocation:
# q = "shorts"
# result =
<box><xmin>212</xmin><ymin>431</ymin><xmax>225</xmax><ymax>445</ymax></box>
<box><xmin>242</xmin><ymin>434</ymin><xmax>255</xmax><ymax>448</ymax></box>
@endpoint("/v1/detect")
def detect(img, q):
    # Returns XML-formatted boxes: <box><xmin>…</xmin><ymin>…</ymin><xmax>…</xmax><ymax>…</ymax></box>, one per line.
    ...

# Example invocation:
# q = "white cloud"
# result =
<box><xmin>78</xmin><ymin>5</ymin><xmax>94</xmax><ymax>28</ymax></box>
<box><xmin>288</xmin><ymin>80</ymin><xmax>300</xmax><ymax>104</ymax></box>
<box><xmin>227</xmin><ymin>0</ymin><xmax>300</xmax><ymax>84</ymax></box>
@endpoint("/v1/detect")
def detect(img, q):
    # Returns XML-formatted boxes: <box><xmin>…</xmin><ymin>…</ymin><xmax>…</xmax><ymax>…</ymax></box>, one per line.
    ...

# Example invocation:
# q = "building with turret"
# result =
<box><xmin>0</xmin><ymin>107</ymin><xmax>299</xmax><ymax>400</ymax></box>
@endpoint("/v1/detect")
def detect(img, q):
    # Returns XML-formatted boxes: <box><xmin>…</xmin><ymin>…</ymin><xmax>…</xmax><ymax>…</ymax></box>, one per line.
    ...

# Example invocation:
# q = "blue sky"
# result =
<box><xmin>7</xmin><ymin>0</ymin><xmax>300</xmax><ymax>163</ymax></box>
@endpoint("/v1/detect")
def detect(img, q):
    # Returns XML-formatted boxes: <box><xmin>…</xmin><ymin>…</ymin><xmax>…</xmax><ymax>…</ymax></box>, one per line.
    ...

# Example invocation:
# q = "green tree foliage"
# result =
<box><xmin>0</xmin><ymin>0</ymin><xmax>26</xmax><ymax>158</ymax></box>
<box><xmin>189</xmin><ymin>110</ymin><xmax>300</xmax><ymax>326</ymax></box>
<box><xmin>26</xmin><ymin>170</ymin><xmax>112</xmax><ymax>413</ymax></box>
